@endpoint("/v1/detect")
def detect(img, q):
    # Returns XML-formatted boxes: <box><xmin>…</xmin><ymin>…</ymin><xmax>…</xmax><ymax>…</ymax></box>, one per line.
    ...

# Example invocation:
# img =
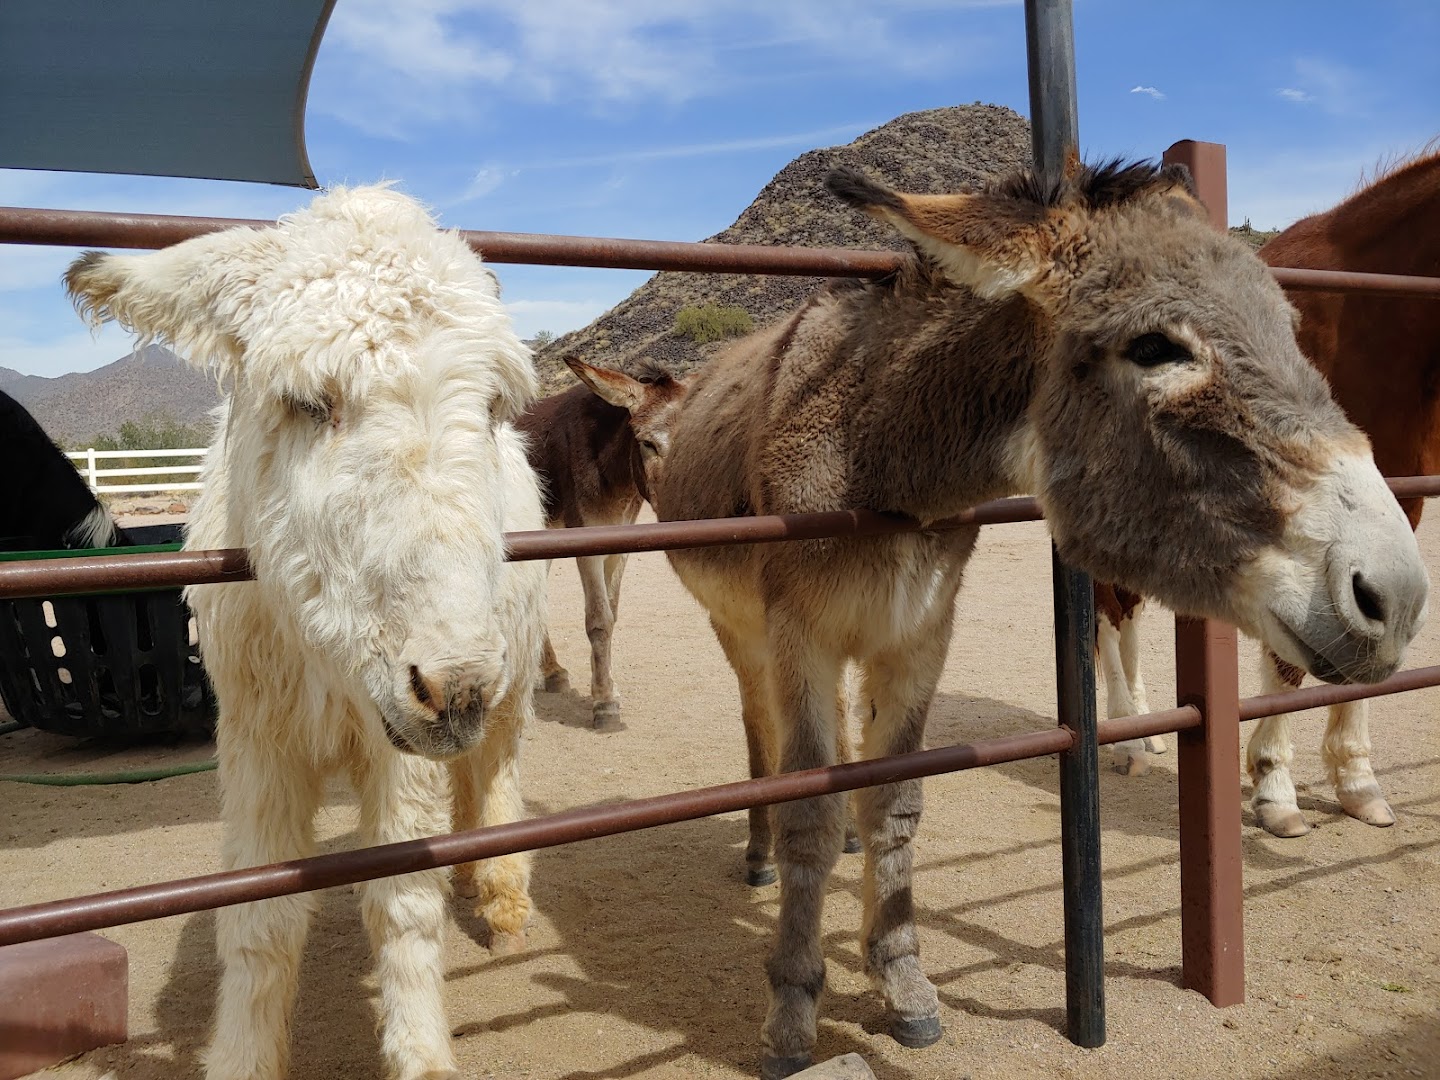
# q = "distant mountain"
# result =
<box><xmin>5</xmin><ymin>345</ymin><xmax>221</xmax><ymax>446</ymax></box>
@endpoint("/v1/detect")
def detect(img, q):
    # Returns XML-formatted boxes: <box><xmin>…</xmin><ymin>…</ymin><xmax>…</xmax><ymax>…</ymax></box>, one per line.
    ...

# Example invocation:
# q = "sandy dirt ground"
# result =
<box><xmin>2</xmin><ymin>510</ymin><xmax>1438</xmax><ymax>1080</ymax></box>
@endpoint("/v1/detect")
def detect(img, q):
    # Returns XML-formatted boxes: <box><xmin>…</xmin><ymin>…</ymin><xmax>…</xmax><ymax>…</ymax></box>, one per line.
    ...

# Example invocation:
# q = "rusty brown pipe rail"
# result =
<box><xmin>0</xmin><ymin>725</ymin><xmax>1073</xmax><ymax>946</ymax></box>
<box><xmin>1238</xmin><ymin>664</ymin><xmax>1440</xmax><ymax>722</ymax></box>
<box><xmin>3</xmin><ymin>663</ymin><xmax>1437</xmax><ymax>947</ymax></box>
<box><xmin>0</xmin><ymin>206</ymin><xmax>899</xmax><ymax>277</ymax></box>
<box><xmin>4</xmin><ymin>205</ymin><xmax>1440</xmax><ymax>296</ymax></box>
<box><xmin>1269</xmin><ymin>267</ymin><xmax>1440</xmax><ymax>299</ymax></box>
<box><xmin>0</xmin><ymin>497</ymin><xmax>1044</xmax><ymax>599</ymax></box>
<box><xmin>4</xmin><ymin>476</ymin><xmax>1437</xmax><ymax>601</ymax></box>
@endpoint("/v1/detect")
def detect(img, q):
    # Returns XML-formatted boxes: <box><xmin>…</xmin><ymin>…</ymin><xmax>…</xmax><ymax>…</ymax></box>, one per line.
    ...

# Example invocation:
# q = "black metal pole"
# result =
<box><xmin>1025</xmin><ymin>0</ymin><xmax>1107</xmax><ymax>1049</ymax></box>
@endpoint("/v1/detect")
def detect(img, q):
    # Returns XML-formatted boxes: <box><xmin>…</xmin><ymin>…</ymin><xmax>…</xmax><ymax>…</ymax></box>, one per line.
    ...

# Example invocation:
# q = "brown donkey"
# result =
<box><xmin>654</xmin><ymin>160</ymin><xmax>1429</xmax><ymax>1078</ymax></box>
<box><xmin>516</xmin><ymin>357</ymin><xmax>687</xmax><ymax>727</ymax></box>
<box><xmin>1107</xmin><ymin>147</ymin><xmax>1440</xmax><ymax>836</ymax></box>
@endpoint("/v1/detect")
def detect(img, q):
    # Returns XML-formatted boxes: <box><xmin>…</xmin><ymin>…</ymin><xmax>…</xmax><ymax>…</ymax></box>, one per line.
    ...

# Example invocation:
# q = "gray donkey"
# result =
<box><xmin>653</xmin><ymin>160</ymin><xmax>1429</xmax><ymax>1079</ymax></box>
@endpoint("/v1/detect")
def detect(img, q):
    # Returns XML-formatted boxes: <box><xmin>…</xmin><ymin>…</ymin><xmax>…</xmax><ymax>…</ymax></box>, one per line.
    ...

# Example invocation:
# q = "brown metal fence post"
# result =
<box><xmin>1163</xmin><ymin>139</ymin><xmax>1246</xmax><ymax>1007</ymax></box>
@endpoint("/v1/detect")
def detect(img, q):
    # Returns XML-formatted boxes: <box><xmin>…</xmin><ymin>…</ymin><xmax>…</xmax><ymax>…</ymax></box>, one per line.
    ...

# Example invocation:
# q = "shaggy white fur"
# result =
<box><xmin>66</xmin><ymin>185</ymin><xmax>548</xmax><ymax>1080</ymax></box>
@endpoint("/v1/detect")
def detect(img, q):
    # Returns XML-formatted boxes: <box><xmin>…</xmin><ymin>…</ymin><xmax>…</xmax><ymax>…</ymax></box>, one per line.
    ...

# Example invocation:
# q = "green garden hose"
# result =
<box><xmin>0</xmin><ymin>758</ymin><xmax>217</xmax><ymax>786</ymax></box>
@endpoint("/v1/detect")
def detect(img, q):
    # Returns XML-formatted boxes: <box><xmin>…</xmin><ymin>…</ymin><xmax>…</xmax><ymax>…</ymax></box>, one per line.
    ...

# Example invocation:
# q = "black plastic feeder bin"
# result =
<box><xmin>0</xmin><ymin>524</ymin><xmax>215</xmax><ymax>738</ymax></box>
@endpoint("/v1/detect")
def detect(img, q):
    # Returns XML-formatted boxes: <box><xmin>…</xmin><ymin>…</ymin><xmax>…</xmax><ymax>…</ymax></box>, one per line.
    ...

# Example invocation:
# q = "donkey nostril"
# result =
<box><xmin>409</xmin><ymin>664</ymin><xmax>436</xmax><ymax>710</ymax></box>
<box><xmin>1352</xmin><ymin>572</ymin><xmax>1386</xmax><ymax>624</ymax></box>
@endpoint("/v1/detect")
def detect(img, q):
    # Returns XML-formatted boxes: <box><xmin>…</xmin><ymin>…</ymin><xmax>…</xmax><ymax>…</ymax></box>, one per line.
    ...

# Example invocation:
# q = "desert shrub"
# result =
<box><xmin>673</xmin><ymin>304</ymin><xmax>754</xmax><ymax>344</ymax></box>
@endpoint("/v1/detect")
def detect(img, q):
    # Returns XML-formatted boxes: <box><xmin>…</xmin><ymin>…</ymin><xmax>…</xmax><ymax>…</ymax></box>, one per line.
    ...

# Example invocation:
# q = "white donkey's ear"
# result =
<box><xmin>64</xmin><ymin>227</ymin><xmax>272</xmax><ymax>374</ymax></box>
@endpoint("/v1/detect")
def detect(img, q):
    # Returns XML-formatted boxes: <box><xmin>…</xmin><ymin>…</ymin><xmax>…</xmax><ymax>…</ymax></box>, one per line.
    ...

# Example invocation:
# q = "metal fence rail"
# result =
<box><xmin>6</xmin><ymin>478</ymin><xmax>1437</xmax><ymax>601</ymax></box>
<box><xmin>5</xmin><ymin>204</ymin><xmax>1440</xmax><ymax>299</ymax></box>
<box><xmin>1</xmin><ymin>660</ymin><xmax>1436</xmax><ymax>952</ymax></box>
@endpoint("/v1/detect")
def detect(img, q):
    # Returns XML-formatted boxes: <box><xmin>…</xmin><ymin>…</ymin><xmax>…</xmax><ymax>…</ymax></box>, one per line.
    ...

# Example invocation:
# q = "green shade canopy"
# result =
<box><xmin>0</xmin><ymin>0</ymin><xmax>335</xmax><ymax>188</ymax></box>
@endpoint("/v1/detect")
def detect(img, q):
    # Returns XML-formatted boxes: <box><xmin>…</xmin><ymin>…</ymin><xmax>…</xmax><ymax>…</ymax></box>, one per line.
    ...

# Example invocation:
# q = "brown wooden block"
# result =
<box><xmin>0</xmin><ymin>933</ymin><xmax>127</xmax><ymax>1080</ymax></box>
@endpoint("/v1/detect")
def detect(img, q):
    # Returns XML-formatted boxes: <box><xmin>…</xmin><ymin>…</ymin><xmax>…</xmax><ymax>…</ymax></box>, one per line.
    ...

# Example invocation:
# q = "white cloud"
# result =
<box><xmin>452</xmin><ymin>122</ymin><xmax>875</xmax><ymax>207</ymax></box>
<box><xmin>314</xmin><ymin>1</ymin><xmax>1014</xmax><ymax>135</ymax></box>
<box><xmin>1273</xmin><ymin>57</ymin><xmax>1367</xmax><ymax>116</ymax></box>
<box><xmin>1129</xmin><ymin>85</ymin><xmax>1165</xmax><ymax>101</ymax></box>
<box><xmin>461</xmin><ymin>166</ymin><xmax>511</xmax><ymax>202</ymax></box>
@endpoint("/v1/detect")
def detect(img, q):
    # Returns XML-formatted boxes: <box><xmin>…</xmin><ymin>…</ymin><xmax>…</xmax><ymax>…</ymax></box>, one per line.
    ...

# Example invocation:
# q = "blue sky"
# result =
<box><xmin>2</xmin><ymin>0</ymin><xmax>1436</xmax><ymax>378</ymax></box>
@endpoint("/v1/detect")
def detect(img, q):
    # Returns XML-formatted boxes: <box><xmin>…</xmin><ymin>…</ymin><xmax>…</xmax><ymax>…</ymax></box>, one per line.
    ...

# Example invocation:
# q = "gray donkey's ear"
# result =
<box><xmin>826</xmin><ymin>167</ymin><xmax>1058</xmax><ymax>300</ymax></box>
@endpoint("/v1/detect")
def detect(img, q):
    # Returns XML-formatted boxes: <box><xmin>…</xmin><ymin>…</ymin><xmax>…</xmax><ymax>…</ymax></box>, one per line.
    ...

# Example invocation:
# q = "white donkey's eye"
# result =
<box><xmin>283</xmin><ymin>393</ymin><xmax>335</xmax><ymax>426</ymax></box>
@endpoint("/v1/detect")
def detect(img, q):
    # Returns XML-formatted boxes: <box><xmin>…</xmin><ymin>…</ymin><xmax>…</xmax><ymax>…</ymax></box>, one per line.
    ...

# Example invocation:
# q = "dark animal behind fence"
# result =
<box><xmin>0</xmin><ymin>388</ymin><xmax>129</xmax><ymax>551</ymax></box>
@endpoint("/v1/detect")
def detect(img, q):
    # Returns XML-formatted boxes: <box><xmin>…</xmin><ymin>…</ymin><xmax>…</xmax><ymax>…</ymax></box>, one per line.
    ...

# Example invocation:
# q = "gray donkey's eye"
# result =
<box><xmin>1125</xmin><ymin>332</ymin><xmax>1193</xmax><ymax>368</ymax></box>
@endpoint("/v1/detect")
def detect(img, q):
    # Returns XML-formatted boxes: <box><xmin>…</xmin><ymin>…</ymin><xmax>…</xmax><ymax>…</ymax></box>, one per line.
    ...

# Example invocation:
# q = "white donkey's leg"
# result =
<box><xmin>1120</xmin><ymin>602</ymin><xmax>1166</xmax><ymax>755</ymax></box>
<box><xmin>1102</xmin><ymin>617</ymin><xmax>1151</xmax><ymax>776</ymax></box>
<box><xmin>204</xmin><ymin>732</ymin><xmax>323</xmax><ymax>1080</ymax></box>
<box><xmin>759</xmin><ymin>609</ymin><xmax>845</xmax><ymax>1080</ymax></box>
<box><xmin>355</xmin><ymin>749</ymin><xmax>458</xmax><ymax>1080</ymax></box>
<box><xmin>451</xmin><ymin>698</ymin><xmax>534</xmax><ymax>953</ymax></box>
<box><xmin>854</xmin><ymin>629</ymin><xmax>947</xmax><ymax>1055</ymax></box>
<box><xmin>578</xmin><ymin>554</ymin><xmax>620</xmax><ymax>727</ymax></box>
<box><xmin>1324</xmin><ymin>699</ymin><xmax>1396</xmax><ymax>826</ymax></box>
<box><xmin>1247</xmin><ymin>650</ymin><xmax>1310</xmax><ymax>837</ymax></box>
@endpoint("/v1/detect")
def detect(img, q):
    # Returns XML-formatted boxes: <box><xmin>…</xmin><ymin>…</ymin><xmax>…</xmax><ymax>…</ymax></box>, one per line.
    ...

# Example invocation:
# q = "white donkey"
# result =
<box><xmin>66</xmin><ymin>185</ymin><xmax>547</xmax><ymax>1080</ymax></box>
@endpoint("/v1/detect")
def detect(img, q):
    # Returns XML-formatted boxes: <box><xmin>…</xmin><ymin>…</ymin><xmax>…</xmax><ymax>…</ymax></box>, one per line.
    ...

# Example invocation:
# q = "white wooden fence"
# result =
<box><xmin>66</xmin><ymin>447</ymin><xmax>208</xmax><ymax>494</ymax></box>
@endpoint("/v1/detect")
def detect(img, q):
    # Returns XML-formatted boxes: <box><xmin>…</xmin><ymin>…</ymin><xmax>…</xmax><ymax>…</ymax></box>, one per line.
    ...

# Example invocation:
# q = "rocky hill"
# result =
<box><xmin>532</xmin><ymin>104</ymin><xmax>1035</xmax><ymax>392</ymax></box>
<box><xmin>2</xmin><ymin>345</ymin><xmax>220</xmax><ymax>446</ymax></box>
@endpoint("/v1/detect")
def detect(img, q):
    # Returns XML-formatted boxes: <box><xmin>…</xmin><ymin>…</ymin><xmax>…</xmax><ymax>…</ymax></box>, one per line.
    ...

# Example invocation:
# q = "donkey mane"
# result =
<box><xmin>631</xmin><ymin>357</ymin><xmax>679</xmax><ymax>387</ymax></box>
<box><xmin>986</xmin><ymin>156</ymin><xmax>1195</xmax><ymax>210</ymax></box>
<box><xmin>828</xmin><ymin>157</ymin><xmax>1194</xmax><ymax>218</ymax></box>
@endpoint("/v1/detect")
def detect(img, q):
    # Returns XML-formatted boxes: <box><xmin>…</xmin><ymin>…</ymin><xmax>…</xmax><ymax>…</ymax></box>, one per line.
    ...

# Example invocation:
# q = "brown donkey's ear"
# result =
<box><xmin>565</xmin><ymin>357</ymin><xmax>645</xmax><ymax>413</ymax></box>
<box><xmin>826</xmin><ymin>167</ymin><xmax>1059</xmax><ymax>300</ymax></box>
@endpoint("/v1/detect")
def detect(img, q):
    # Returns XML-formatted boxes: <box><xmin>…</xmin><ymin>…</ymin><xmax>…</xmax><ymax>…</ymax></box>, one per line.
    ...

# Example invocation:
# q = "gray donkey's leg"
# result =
<box><xmin>760</xmin><ymin>609</ymin><xmax>845</xmax><ymax>1079</ymax></box>
<box><xmin>855</xmin><ymin>628</ymin><xmax>947</xmax><ymax>1051</ymax></box>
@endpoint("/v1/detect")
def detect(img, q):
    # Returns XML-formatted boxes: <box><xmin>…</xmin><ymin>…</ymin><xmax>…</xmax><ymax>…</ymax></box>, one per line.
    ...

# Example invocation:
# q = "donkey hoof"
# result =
<box><xmin>1115</xmin><ymin>752</ymin><xmax>1150</xmax><ymax>777</ymax></box>
<box><xmin>1255</xmin><ymin>802</ymin><xmax>1311</xmax><ymax>838</ymax></box>
<box><xmin>543</xmin><ymin>670</ymin><xmax>571</xmax><ymax>694</ymax></box>
<box><xmin>1144</xmin><ymin>735</ymin><xmax>1168</xmax><ymax>754</ymax></box>
<box><xmin>889</xmin><ymin>1011</ymin><xmax>943</xmax><ymax>1049</ymax></box>
<box><xmin>843</xmin><ymin>834</ymin><xmax>864</xmax><ymax>855</ymax></box>
<box><xmin>1338</xmin><ymin>788</ymin><xmax>1396</xmax><ymax>827</ymax></box>
<box><xmin>592</xmin><ymin>700</ymin><xmax>621</xmax><ymax>729</ymax></box>
<box><xmin>759</xmin><ymin>1054</ymin><xmax>813</xmax><ymax>1080</ymax></box>
<box><xmin>746</xmin><ymin>864</ymin><xmax>778</xmax><ymax>887</ymax></box>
